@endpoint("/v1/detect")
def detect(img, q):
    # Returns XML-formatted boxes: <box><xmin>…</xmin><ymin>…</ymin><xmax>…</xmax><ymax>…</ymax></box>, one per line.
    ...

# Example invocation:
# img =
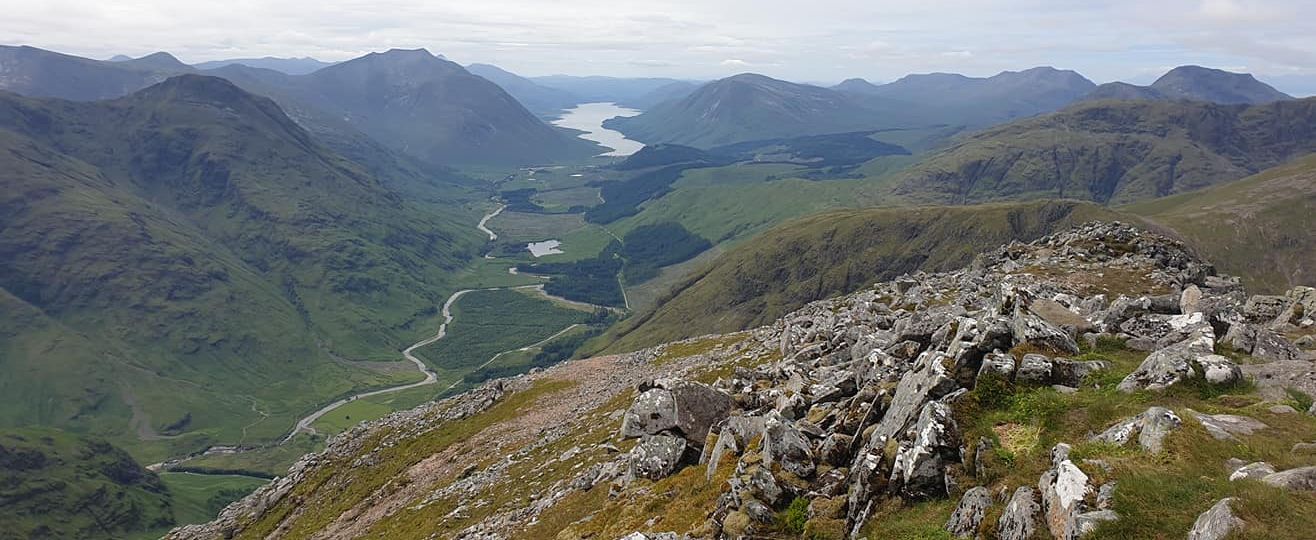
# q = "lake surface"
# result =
<box><xmin>552</xmin><ymin>102</ymin><xmax>644</xmax><ymax>157</ymax></box>
<box><xmin>527</xmin><ymin>240</ymin><xmax>564</xmax><ymax>257</ymax></box>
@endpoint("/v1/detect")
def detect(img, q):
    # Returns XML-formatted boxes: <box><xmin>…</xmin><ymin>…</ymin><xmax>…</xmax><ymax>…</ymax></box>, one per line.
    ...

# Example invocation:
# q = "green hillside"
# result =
<box><xmin>1128</xmin><ymin>153</ymin><xmax>1316</xmax><ymax>293</ymax></box>
<box><xmin>598</xmin><ymin>200</ymin><xmax>1121</xmax><ymax>353</ymax></box>
<box><xmin>885</xmin><ymin>97</ymin><xmax>1316</xmax><ymax>205</ymax></box>
<box><xmin>0</xmin><ymin>76</ymin><xmax>485</xmax><ymax>459</ymax></box>
<box><xmin>0</xmin><ymin>427</ymin><xmax>174</xmax><ymax>539</ymax></box>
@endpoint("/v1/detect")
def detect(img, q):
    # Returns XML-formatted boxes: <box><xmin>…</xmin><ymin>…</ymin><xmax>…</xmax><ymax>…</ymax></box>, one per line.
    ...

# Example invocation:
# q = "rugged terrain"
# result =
<box><xmin>169</xmin><ymin>223</ymin><xmax>1316</xmax><ymax>539</ymax></box>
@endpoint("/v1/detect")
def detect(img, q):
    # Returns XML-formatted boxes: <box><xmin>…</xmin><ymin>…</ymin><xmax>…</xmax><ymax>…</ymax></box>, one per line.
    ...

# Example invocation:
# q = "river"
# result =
<box><xmin>552</xmin><ymin>102</ymin><xmax>644</xmax><ymax>157</ymax></box>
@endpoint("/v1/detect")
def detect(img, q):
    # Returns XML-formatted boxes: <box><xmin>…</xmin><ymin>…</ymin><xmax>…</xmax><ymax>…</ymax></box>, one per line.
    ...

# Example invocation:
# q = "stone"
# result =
<box><xmin>746</xmin><ymin>466</ymin><xmax>784</xmax><ymax>505</ymax></box>
<box><xmin>976</xmin><ymin>351</ymin><xmax>1017</xmax><ymax>384</ymax></box>
<box><xmin>1181</xmin><ymin>285</ymin><xmax>1203</xmax><ymax>315</ymax></box>
<box><xmin>1188</xmin><ymin>497</ymin><xmax>1244</xmax><ymax>540</ymax></box>
<box><xmin>1251</xmin><ymin>330</ymin><xmax>1302</xmax><ymax>362</ymax></box>
<box><xmin>892</xmin><ymin>401</ymin><xmax>961</xmax><ymax>499</ymax></box>
<box><xmin>1229</xmin><ymin>461</ymin><xmax>1276</xmax><ymax>481</ymax></box>
<box><xmin>945</xmin><ymin>486</ymin><xmax>993</xmax><ymax>538</ymax></box>
<box><xmin>1039</xmin><ymin>444</ymin><xmax>1091</xmax><ymax>539</ymax></box>
<box><xmin>1030</xmin><ymin>298</ymin><xmax>1095</xmax><ymax>335</ymax></box>
<box><xmin>1198</xmin><ymin>355</ymin><xmax>1243</xmax><ymax>385</ymax></box>
<box><xmin>1118</xmin><ymin>329</ymin><xmax>1233</xmax><ymax>392</ymax></box>
<box><xmin>1091</xmin><ymin>406</ymin><xmax>1182</xmax><ymax>453</ymax></box>
<box><xmin>763</xmin><ymin>412</ymin><xmax>815</xmax><ymax>478</ymax></box>
<box><xmin>1050</xmin><ymin>359</ymin><xmax>1109</xmax><ymax>387</ymax></box>
<box><xmin>997</xmin><ymin>486</ymin><xmax>1041</xmax><ymax>540</ymax></box>
<box><xmin>817</xmin><ymin>433</ymin><xmax>854</xmax><ymax>467</ymax></box>
<box><xmin>621</xmin><ymin>380</ymin><xmax>734</xmax><ymax>446</ymax></box>
<box><xmin>1016</xmin><ymin>354</ymin><xmax>1054</xmax><ymax>385</ymax></box>
<box><xmin>1188</xmin><ymin>410</ymin><xmax>1267</xmax><ymax>441</ymax></box>
<box><xmin>1270</xmin><ymin>404</ymin><xmax>1299</xmax><ymax>414</ymax></box>
<box><xmin>1243</xmin><ymin>295</ymin><xmax>1289</xmax><ymax>323</ymax></box>
<box><xmin>1293</xmin><ymin>443</ymin><xmax>1316</xmax><ymax>455</ymax></box>
<box><xmin>1096</xmin><ymin>482</ymin><xmax>1116</xmax><ymax>510</ymax></box>
<box><xmin>1262</xmin><ymin>466</ymin><xmax>1316</xmax><ymax>491</ymax></box>
<box><xmin>1013</xmin><ymin>305</ymin><xmax>1081</xmax><ymax>355</ymax></box>
<box><xmin>1073</xmin><ymin>509</ymin><xmax>1119</xmax><ymax>536</ymax></box>
<box><xmin>629</xmin><ymin>434</ymin><xmax>689</xmax><ymax>480</ymax></box>
<box><xmin>744</xmin><ymin>498</ymin><xmax>776</xmax><ymax>524</ymax></box>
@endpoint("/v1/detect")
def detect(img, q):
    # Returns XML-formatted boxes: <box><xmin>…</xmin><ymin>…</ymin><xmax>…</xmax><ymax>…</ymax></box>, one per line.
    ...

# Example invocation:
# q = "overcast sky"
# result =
<box><xmin>4</xmin><ymin>0</ymin><xmax>1315</xmax><ymax>94</ymax></box>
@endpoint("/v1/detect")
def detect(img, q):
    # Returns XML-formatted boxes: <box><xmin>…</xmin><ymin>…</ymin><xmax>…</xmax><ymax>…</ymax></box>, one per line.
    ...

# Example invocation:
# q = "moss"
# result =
<box><xmin>780</xmin><ymin>497</ymin><xmax>810</xmax><ymax>534</ymax></box>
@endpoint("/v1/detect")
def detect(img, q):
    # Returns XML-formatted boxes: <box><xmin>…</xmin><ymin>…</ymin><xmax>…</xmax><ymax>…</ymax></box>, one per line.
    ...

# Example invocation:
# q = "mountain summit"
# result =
<box><xmin>1150</xmin><ymin>65</ymin><xmax>1292</xmax><ymax>104</ymax></box>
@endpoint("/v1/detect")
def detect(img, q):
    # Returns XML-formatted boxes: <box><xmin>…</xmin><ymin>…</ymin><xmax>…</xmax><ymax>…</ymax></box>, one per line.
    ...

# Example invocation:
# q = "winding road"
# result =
<box><xmin>477</xmin><ymin>203</ymin><xmax>506</xmax><ymax>241</ymax></box>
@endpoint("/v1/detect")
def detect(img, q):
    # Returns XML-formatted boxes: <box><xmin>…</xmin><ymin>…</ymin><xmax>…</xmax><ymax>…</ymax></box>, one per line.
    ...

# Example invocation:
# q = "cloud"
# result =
<box><xmin>0</xmin><ymin>0</ymin><xmax>1312</xmax><ymax>91</ymax></box>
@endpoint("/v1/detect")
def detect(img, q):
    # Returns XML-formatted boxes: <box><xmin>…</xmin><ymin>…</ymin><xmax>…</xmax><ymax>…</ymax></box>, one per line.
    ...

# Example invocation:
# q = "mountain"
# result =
<box><xmin>529</xmin><ymin>74</ymin><xmax>697</xmax><ymax>108</ymax></box>
<box><xmin>192</xmin><ymin>56</ymin><xmax>336</xmax><ymax>75</ymax></box>
<box><xmin>1150</xmin><ymin>65</ymin><xmax>1292</xmax><ymax>104</ymax></box>
<box><xmin>0</xmin><ymin>46</ymin><xmax>596</xmax><ymax>165</ymax></box>
<box><xmin>1083</xmin><ymin>66</ymin><xmax>1292</xmax><ymax>105</ymax></box>
<box><xmin>1129</xmin><ymin>153</ymin><xmax>1316</xmax><ymax>292</ymax></box>
<box><xmin>598</xmin><ymin>200</ymin><xmax>1119</xmax><ymax>352</ymax></box>
<box><xmin>847</xmin><ymin>67</ymin><xmax>1098</xmax><ymax>128</ymax></box>
<box><xmin>884</xmin><ymin>97</ymin><xmax>1316</xmax><ymax>205</ymax></box>
<box><xmin>831</xmin><ymin>77</ymin><xmax>883</xmax><ymax>94</ymax></box>
<box><xmin>0</xmin><ymin>45</ymin><xmax>189</xmax><ymax>100</ymax></box>
<box><xmin>466</xmin><ymin>63</ymin><xmax>582</xmax><ymax>116</ymax></box>
<box><xmin>170</xmin><ymin>221</ymin><xmax>1316</xmax><ymax>540</ymax></box>
<box><xmin>0</xmin><ymin>75</ymin><xmax>484</xmax><ymax>456</ymax></box>
<box><xmin>1</xmin><ymin>427</ymin><xmax>174</xmax><ymax>538</ymax></box>
<box><xmin>604</xmin><ymin>73</ymin><xmax>889</xmax><ymax>148</ymax></box>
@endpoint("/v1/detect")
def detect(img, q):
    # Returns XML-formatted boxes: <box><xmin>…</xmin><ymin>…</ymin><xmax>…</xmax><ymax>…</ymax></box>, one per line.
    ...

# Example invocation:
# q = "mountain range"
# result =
<box><xmin>0</xmin><ymin>74</ymin><xmax>483</xmax><ymax>457</ymax></box>
<box><xmin>1085</xmin><ymin>65</ymin><xmax>1293</xmax><ymax>104</ymax></box>
<box><xmin>191</xmin><ymin>56</ymin><xmax>337</xmax><ymax>75</ymax></box>
<box><xmin>0</xmin><ymin>45</ymin><xmax>597</xmax><ymax>165</ymax></box>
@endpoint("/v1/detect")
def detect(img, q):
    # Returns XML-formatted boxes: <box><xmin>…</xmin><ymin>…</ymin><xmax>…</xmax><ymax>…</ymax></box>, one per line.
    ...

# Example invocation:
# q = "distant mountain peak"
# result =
<box><xmin>1149</xmin><ymin>65</ymin><xmax>1292</xmax><ymax>104</ymax></box>
<box><xmin>122</xmin><ymin>51</ymin><xmax>191</xmax><ymax>70</ymax></box>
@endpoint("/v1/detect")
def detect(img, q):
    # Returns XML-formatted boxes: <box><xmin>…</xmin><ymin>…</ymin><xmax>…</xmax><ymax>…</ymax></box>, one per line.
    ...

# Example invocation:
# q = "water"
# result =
<box><xmin>527</xmin><ymin>240</ymin><xmax>564</xmax><ymax>257</ymax></box>
<box><xmin>552</xmin><ymin>102</ymin><xmax>644</xmax><ymax>157</ymax></box>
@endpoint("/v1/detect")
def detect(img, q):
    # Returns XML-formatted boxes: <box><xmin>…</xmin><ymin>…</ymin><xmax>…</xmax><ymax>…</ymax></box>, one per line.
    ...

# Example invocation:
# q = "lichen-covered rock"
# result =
<box><xmin>763</xmin><ymin>412</ymin><xmax>815</xmax><ymax>478</ymax></box>
<box><xmin>1091</xmin><ymin>406</ymin><xmax>1182</xmax><ymax>453</ymax></box>
<box><xmin>621</xmin><ymin>379</ymin><xmax>733</xmax><ymax>447</ymax></box>
<box><xmin>1262</xmin><ymin>466</ymin><xmax>1316</xmax><ymax>492</ymax></box>
<box><xmin>1118</xmin><ymin>329</ymin><xmax>1238</xmax><ymax>392</ymax></box>
<box><xmin>1188</xmin><ymin>410</ymin><xmax>1267</xmax><ymax>441</ymax></box>
<box><xmin>1229</xmin><ymin>461</ymin><xmax>1276</xmax><ymax>481</ymax></box>
<box><xmin>629</xmin><ymin>434</ymin><xmax>689</xmax><ymax>480</ymax></box>
<box><xmin>891</xmin><ymin>401</ymin><xmax>961</xmax><ymax>499</ymax></box>
<box><xmin>997</xmin><ymin>486</ymin><xmax>1041</xmax><ymax>540</ymax></box>
<box><xmin>1039</xmin><ymin>444</ymin><xmax>1092</xmax><ymax>539</ymax></box>
<box><xmin>945</xmin><ymin>486</ymin><xmax>992</xmax><ymax>538</ymax></box>
<box><xmin>1188</xmin><ymin>498</ymin><xmax>1244</xmax><ymax>540</ymax></box>
<box><xmin>1016</xmin><ymin>354</ymin><xmax>1054</xmax><ymax>385</ymax></box>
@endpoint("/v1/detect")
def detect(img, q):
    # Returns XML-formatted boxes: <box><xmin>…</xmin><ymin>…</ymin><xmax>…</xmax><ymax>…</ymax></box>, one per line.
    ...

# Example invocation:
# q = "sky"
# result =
<box><xmin>3</xmin><ymin>0</ymin><xmax>1315</xmax><ymax>94</ymax></box>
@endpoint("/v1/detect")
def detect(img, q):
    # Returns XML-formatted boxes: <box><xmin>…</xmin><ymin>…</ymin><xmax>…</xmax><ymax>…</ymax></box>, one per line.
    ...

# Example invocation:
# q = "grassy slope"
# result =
<box><xmin>0</xmin><ymin>427</ymin><xmax>174</xmax><ymax>539</ymax></box>
<box><xmin>884</xmin><ymin>97</ymin><xmax>1316</xmax><ymax>205</ymax></box>
<box><xmin>0</xmin><ymin>77</ymin><xmax>486</xmax><ymax>459</ymax></box>
<box><xmin>599</xmin><ymin>200</ymin><xmax>1122</xmax><ymax>354</ymax></box>
<box><xmin>1127</xmin><ymin>153</ymin><xmax>1316</xmax><ymax>293</ymax></box>
<box><xmin>155</xmin><ymin>473</ymin><xmax>268</xmax><ymax>534</ymax></box>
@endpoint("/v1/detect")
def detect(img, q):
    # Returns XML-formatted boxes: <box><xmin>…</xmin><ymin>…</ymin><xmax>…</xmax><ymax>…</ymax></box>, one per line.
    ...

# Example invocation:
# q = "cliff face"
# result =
<box><xmin>172</xmin><ymin>222</ymin><xmax>1316</xmax><ymax>540</ymax></box>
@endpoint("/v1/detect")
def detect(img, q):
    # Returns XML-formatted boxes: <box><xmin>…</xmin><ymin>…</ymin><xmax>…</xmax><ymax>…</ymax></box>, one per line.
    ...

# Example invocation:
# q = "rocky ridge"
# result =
<box><xmin>170</xmin><ymin>222</ymin><xmax>1316</xmax><ymax>539</ymax></box>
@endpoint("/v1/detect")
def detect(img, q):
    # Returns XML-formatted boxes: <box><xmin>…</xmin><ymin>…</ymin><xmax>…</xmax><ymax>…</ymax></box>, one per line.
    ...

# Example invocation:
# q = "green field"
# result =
<box><xmin>414</xmin><ymin>288</ymin><xmax>595</xmax><ymax>376</ymax></box>
<box><xmin>179</xmin><ymin>433</ymin><xmax>326</xmax><ymax>479</ymax></box>
<box><xmin>489</xmin><ymin>210</ymin><xmax>591</xmax><ymax>242</ymax></box>
<box><xmin>532</xmin><ymin>186</ymin><xmax>603</xmax><ymax>211</ymax></box>
<box><xmin>309</xmin><ymin>384</ymin><xmax>447</xmax><ymax>435</ymax></box>
<box><xmin>157</xmin><ymin>473</ymin><xmax>269</xmax><ymax>531</ymax></box>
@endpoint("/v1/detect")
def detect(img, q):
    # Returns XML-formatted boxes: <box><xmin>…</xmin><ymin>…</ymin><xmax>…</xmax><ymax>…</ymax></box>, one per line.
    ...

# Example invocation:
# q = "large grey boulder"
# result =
<box><xmin>1016</xmin><ymin>354</ymin><xmax>1054</xmax><ymax>385</ymax></box>
<box><xmin>629</xmin><ymin>434</ymin><xmax>689</xmax><ymax>480</ymax></box>
<box><xmin>1118</xmin><ymin>329</ymin><xmax>1239</xmax><ymax>392</ymax></box>
<box><xmin>1188</xmin><ymin>410</ymin><xmax>1267</xmax><ymax>441</ymax></box>
<box><xmin>1243</xmin><ymin>295</ymin><xmax>1289</xmax><ymax>323</ymax></box>
<box><xmin>1014</xmin><ymin>305</ymin><xmax>1081</xmax><ymax>355</ymax></box>
<box><xmin>621</xmin><ymin>379</ymin><xmax>733</xmax><ymax>447</ymax></box>
<box><xmin>997</xmin><ymin>486</ymin><xmax>1041</xmax><ymax>540</ymax></box>
<box><xmin>891</xmin><ymin>401</ymin><xmax>961</xmax><ymax>499</ymax></box>
<box><xmin>762</xmin><ymin>412</ymin><xmax>815</xmax><ymax>478</ymax></box>
<box><xmin>1262</xmin><ymin>466</ymin><xmax>1316</xmax><ymax>492</ymax></box>
<box><xmin>1222</xmin><ymin>324</ymin><xmax>1302</xmax><ymax>362</ymax></box>
<box><xmin>1188</xmin><ymin>497</ymin><xmax>1244</xmax><ymax>540</ymax></box>
<box><xmin>1039</xmin><ymin>443</ymin><xmax>1092</xmax><ymax>540</ymax></box>
<box><xmin>945</xmin><ymin>486</ymin><xmax>992</xmax><ymax>538</ymax></box>
<box><xmin>1230</xmin><ymin>461</ymin><xmax>1276</xmax><ymax>481</ymax></box>
<box><xmin>976</xmin><ymin>351</ymin><xmax>1017</xmax><ymax>384</ymax></box>
<box><xmin>1091</xmin><ymin>406</ymin><xmax>1182</xmax><ymax>453</ymax></box>
<box><xmin>1050</xmin><ymin>358</ymin><xmax>1109</xmax><ymax>387</ymax></box>
<box><xmin>702</xmin><ymin>416</ymin><xmax>766</xmax><ymax>480</ymax></box>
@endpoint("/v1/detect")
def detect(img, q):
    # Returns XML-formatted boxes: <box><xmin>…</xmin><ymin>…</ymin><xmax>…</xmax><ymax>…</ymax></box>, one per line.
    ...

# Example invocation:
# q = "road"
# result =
<box><xmin>477</xmin><ymin>204</ymin><xmax>507</xmax><ymax>241</ymax></box>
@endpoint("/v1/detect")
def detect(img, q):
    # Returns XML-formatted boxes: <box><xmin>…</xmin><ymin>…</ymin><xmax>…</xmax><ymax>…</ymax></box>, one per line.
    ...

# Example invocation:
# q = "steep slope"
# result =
<box><xmin>1151</xmin><ymin>65</ymin><xmax>1293</xmax><ymax>104</ymax></box>
<box><xmin>294</xmin><ymin>49</ymin><xmax>599</xmax><ymax>165</ymax></box>
<box><xmin>0</xmin><ymin>45</ymin><xmax>189</xmax><ymax>100</ymax></box>
<box><xmin>1128</xmin><ymin>153</ymin><xmax>1316</xmax><ymax>293</ymax></box>
<box><xmin>885</xmin><ymin>97</ymin><xmax>1316</xmax><ymax>205</ymax></box>
<box><xmin>850</xmin><ymin>66</ymin><xmax>1097</xmax><ymax>127</ymax></box>
<box><xmin>605</xmin><ymin>73</ymin><xmax>889</xmax><ymax>147</ymax></box>
<box><xmin>600</xmin><ymin>200</ymin><xmax>1120</xmax><ymax>352</ymax></box>
<box><xmin>170</xmin><ymin>223</ymin><xmax>1316</xmax><ymax>540</ymax></box>
<box><xmin>0</xmin><ymin>76</ymin><xmax>484</xmax><ymax>455</ymax></box>
<box><xmin>466</xmin><ymin>63</ymin><xmax>581</xmax><ymax>116</ymax></box>
<box><xmin>1</xmin><ymin>427</ymin><xmax>174</xmax><ymax>539</ymax></box>
<box><xmin>192</xmin><ymin>57</ymin><xmax>336</xmax><ymax>75</ymax></box>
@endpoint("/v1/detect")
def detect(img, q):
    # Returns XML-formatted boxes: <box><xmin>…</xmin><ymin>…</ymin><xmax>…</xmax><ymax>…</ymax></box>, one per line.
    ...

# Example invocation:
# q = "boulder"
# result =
<box><xmin>1039</xmin><ymin>444</ymin><xmax>1092</xmax><ymax>539</ymax></box>
<box><xmin>1188</xmin><ymin>498</ymin><xmax>1244</xmax><ymax>540</ymax></box>
<box><xmin>976</xmin><ymin>351</ymin><xmax>1017</xmax><ymax>384</ymax></box>
<box><xmin>1091</xmin><ymin>406</ymin><xmax>1182</xmax><ymax>453</ymax></box>
<box><xmin>1050</xmin><ymin>359</ymin><xmax>1109</xmax><ymax>387</ymax></box>
<box><xmin>1188</xmin><ymin>410</ymin><xmax>1267</xmax><ymax>441</ymax></box>
<box><xmin>1229</xmin><ymin>461</ymin><xmax>1276</xmax><ymax>481</ymax></box>
<box><xmin>629</xmin><ymin>434</ymin><xmax>689</xmax><ymax>480</ymax></box>
<box><xmin>763</xmin><ymin>412</ymin><xmax>815</xmax><ymax>478</ymax></box>
<box><xmin>1262</xmin><ymin>466</ymin><xmax>1316</xmax><ymax>492</ymax></box>
<box><xmin>997</xmin><ymin>486</ymin><xmax>1041</xmax><ymax>540</ymax></box>
<box><xmin>1118</xmin><ymin>329</ymin><xmax>1237</xmax><ymax>393</ymax></box>
<box><xmin>945</xmin><ymin>486</ymin><xmax>992</xmax><ymax>538</ymax></box>
<box><xmin>1072</xmin><ymin>509</ymin><xmax>1119</xmax><ymax>536</ymax></box>
<box><xmin>817</xmin><ymin>433</ymin><xmax>854</xmax><ymax>467</ymax></box>
<box><xmin>891</xmin><ymin>401</ymin><xmax>961</xmax><ymax>499</ymax></box>
<box><xmin>1180</xmin><ymin>285</ymin><xmax>1203</xmax><ymax>315</ymax></box>
<box><xmin>621</xmin><ymin>380</ymin><xmax>733</xmax><ymax>447</ymax></box>
<box><xmin>1030</xmin><ymin>298</ymin><xmax>1095</xmax><ymax>335</ymax></box>
<box><xmin>1014</xmin><ymin>305</ymin><xmax>1081</xmax><ymax>355</ymax></box>
<box><xmin>1243</xmin><ymin>295</ymin><xmax>1289</xmax><ymax>323</ymax></box>
<box><xmin>1016</xmin><ymin>354</ymin><xmax>1054</xmax><ymax>385</ymax></box>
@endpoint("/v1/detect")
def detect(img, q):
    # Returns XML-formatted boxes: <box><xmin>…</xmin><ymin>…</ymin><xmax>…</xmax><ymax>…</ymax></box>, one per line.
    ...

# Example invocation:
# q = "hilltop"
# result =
<box><xmin>169</xmin><ymin>222</ymin><xmax>1316</xmax><ymax>539</ymax></box>
<box><xmin>1084</xmin><ymin>65</ymin><xmax>1292</xmax><ymax>105</ymax></box>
